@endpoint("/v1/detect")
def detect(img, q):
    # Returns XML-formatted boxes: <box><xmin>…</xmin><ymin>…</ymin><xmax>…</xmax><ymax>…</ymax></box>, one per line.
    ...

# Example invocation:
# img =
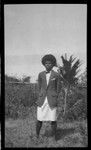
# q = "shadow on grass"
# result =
<box><xmin>44</xmin><ymin>127</ymin><xmax>75</xmax><ymax>141</ymax></box>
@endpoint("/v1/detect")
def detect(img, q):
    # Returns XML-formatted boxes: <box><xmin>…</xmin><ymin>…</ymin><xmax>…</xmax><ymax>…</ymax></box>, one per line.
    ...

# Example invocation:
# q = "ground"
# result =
<box><xmin>5</xmin><ymin>114</ymin><xmax>87</xmax><ymax>148</ymax></box>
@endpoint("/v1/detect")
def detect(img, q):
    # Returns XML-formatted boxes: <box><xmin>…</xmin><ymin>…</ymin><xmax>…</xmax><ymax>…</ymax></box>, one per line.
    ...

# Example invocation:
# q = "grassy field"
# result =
<box><xmin>5</xmin><ymin>81</ymin><xmax>87</xmax><ymax>147</ymax></box>
<box><xmin>5</xmin><ymin>112</ymin><xmax>88</xmax><ymax>148</ymax></box>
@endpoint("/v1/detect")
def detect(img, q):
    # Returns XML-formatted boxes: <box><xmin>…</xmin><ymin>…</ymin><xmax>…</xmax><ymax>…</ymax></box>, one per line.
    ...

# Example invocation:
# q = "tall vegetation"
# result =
<box><xmin>5</xmin><ymin>54</ymin><xmax>87</xmax><ymax>121</ymax></box>
<box><xmin>78</xmin><ymin>68</ymin><xmax>87</xmax><ymax>87</ymax></box>
<box><xmin>22</xmin><ymin>76</ymin><xmax>31</xmax><ymax>83</ymax></box>
<box><xmin>57</xmin><ymin>53</ymin><xmax>81</xmax><ymax>116</ymax></box>
<box><xmin>5</xmin><ymin>75</ymin><xmax>20</xmax><ymax>83</ymax></box>
<box><xmin>5</xmin><ymin>75</ymin><xmax>37</xmax><ymax>119</ymax></box>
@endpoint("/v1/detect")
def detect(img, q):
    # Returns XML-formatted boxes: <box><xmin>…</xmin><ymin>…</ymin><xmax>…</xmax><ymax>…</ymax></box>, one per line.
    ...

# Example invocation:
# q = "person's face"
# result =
<box><xmin>44</xmin><ymin>61</ymin><xmax>54</xmax><ymax>71</ymax></box>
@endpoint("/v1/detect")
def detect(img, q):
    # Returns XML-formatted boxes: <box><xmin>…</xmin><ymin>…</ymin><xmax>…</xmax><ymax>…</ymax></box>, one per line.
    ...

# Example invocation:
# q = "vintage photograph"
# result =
<box><xmin>5</xmin><ymin>4</ymin><xmax>87</xmax><ymax>147</ymax></box>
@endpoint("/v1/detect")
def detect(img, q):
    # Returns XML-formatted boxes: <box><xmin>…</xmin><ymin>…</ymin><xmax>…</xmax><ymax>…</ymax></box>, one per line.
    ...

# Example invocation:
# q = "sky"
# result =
<box><xmin>4</xmin><ymin>4</ymin><xmax>87</xmax><ymax>83</ymax></box>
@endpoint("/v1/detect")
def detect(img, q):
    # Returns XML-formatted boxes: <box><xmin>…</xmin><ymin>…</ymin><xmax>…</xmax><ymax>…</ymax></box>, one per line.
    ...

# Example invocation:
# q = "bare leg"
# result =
<box><xmin>36</xmin><ymin>120</ymin><xmax>42</xmax><ymax>138</ymax></box>
<box><xmin>51</xmin><ymin>121</ymin><xmax>57</xmax><ymax>138</ymax></box>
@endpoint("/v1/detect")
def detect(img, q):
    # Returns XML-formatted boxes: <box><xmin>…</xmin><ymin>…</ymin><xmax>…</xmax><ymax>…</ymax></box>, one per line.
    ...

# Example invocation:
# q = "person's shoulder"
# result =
<box><xmin>52</xmin><ymin>70</ymin><xmax>62</xmax><ymax>79</ymax></box>
<box><xmin>38</xmin><ymin>71</ymin><xmax>45</xmax><ymax>76</ymax></box>
<box><xmin>52</xmin><ymin>70</ymin><xmax>59</xmax><ymax>76</ymax></box>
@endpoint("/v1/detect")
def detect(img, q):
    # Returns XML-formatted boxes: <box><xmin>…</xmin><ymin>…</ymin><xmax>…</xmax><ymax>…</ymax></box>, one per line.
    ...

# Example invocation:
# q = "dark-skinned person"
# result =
<box><xmin>36</xmin><ymin>54</ymin><xmax>62</xmax><ymax>143</ymax></box>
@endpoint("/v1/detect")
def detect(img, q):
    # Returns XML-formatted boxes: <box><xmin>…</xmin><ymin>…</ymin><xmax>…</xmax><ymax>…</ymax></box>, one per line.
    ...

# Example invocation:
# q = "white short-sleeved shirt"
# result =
<box><xmin>37</xmin><ymin>71</ymin><xmax>57</xmax><ymax>121</ymax></box>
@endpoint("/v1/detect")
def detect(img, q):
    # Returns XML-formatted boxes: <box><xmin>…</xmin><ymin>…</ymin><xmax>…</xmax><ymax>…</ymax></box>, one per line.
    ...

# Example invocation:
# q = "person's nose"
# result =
<box><xmin>47</xmin><ymin>65</ymin><xmax>50</xmax><ymax>68</ymax></box>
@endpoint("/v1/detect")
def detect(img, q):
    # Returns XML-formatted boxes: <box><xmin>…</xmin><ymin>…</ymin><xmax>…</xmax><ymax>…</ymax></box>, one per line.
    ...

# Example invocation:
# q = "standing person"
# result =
<box><xmin>36</xmin><ymin>54</ymin><xmax>62</xmax><ymax>142</ymax></box>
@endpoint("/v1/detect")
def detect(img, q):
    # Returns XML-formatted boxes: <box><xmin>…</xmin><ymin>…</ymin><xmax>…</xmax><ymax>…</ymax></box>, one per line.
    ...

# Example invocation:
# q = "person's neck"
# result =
<box><xmin>46</xmin><ymin>69</ymin><xmax>52</xmax><ymax>73</ymax></box>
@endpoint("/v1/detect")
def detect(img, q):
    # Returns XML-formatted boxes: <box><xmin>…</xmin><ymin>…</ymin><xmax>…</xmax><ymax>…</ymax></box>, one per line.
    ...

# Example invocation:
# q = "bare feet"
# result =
<box><xmin>34</xmin><ymin>135</ymin><xmax>39</xmax><ymax>145</ymax></box>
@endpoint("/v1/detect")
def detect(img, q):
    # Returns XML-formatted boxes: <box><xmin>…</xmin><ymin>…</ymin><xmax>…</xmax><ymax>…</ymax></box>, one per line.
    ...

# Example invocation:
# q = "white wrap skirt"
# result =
<box><xmin>37</xmin><ymin>71</ymin><xmax>57</xmax><ymax>121</ymax></box>
<box><xmin>37</xmin><ymin>97</ymin><xmax>57</xmax><ymax>121</ymax></box>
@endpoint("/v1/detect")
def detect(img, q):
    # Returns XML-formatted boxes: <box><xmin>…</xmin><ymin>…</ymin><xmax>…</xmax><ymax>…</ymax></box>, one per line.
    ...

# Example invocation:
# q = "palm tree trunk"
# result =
<box><xmin>63</xmin><ymin>85</ymin><xmax>69</xmax><ymax>116</ymax></box>
<box><xmin>63</xmin><ymin>88</ymin><xmax>67</xmax><ymax>116</ymax></box>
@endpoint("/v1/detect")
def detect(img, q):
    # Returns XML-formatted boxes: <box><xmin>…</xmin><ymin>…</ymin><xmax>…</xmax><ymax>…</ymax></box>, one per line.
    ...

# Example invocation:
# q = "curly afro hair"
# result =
<box><xmin>41</xmin><ymin>54</ymin><xmax>57</xmax><ymax>66</ymax></box>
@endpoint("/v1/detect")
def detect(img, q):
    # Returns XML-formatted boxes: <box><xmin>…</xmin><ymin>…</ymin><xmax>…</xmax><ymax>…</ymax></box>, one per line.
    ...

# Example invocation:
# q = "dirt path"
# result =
<box><xmin>5</xmin><ymin>118</ymin><xmax>87</xmax><ymax>147</ymax></box>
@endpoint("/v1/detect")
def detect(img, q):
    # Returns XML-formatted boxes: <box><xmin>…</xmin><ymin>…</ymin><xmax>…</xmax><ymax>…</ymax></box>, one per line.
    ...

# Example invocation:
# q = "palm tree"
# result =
<box><xmin>57</xmin><ymin>53</ymin><xmax>81</xmax><ymax>116</ymax></box>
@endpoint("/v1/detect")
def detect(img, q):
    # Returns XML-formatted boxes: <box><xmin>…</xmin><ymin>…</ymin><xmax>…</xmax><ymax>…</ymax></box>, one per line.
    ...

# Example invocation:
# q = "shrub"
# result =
<box><xmin>58</xmin><ymin>86</ymin><xmax>87</xmax><ymax>122</ymax></box>
<box><xmin>5</xmin><ymin>82</ymin><xmax>38</xmax><ymax>119</ymax></box>
<box><xmin>75</xmin><ymin>121</ymin><xmax>88</xmax><ymax>147</ymax></box>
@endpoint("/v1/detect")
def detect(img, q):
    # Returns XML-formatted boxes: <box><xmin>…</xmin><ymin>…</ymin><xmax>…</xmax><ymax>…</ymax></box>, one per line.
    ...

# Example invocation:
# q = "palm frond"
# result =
<box><xmin>59</xmin><ymin>54</ymin><xmax>82</xmax><ymax>85</ymax></box>
<box><xmin>72</xmin><ymin>57</ymin><xmax>77</xmax><ymax>63</ymax></box>
<box><xmin>69</xmin><ymin>55</ymin><xmax>73</xmax><ymax>64</ymax></box>
<box><xmin>61</xmin><ymin>55</ymin><xmax>65</xmax><ymax>65</ymax></box>
<box><xmin>71</xmin><ymin>60</ymin><xmax>81</xmax><ymax>71</ymax></box>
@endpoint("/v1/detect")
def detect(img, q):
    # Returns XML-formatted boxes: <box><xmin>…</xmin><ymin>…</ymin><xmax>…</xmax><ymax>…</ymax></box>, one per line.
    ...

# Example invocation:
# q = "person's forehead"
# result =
<box><xmin>45</xmin><ymin>60</ymin><xmax>52</xmax><ymax>63</ymax></box>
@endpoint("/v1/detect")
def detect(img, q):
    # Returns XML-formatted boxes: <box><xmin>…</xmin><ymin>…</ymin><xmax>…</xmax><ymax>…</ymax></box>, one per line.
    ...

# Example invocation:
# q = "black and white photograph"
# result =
<box><xmin>4</xmin><ymin>4</ymin><xmax>87</xmax><ymax>147</ymax></box>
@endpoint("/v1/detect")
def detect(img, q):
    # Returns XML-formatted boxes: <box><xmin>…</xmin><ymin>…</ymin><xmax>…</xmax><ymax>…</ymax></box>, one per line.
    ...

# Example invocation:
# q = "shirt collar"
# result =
<box><xmin>45</xmin><ymin>70</ymin><xmax>52</xmax><ymax>74</ymax></box>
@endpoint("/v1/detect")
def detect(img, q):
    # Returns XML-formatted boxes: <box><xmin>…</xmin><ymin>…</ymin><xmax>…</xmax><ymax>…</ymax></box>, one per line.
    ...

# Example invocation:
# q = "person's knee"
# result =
<box><xmin>37</xmin><ymin>120</ymin><xmax>42</xmax><ymax>126</ymax></box>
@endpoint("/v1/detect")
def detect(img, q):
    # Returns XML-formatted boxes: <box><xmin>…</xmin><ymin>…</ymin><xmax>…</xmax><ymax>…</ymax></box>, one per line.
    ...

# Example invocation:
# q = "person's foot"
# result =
<box><xmin>48</xmin><ymin>136</ymin><xmax>57</xmax><ymax>146</ymax></box>
<box><xmin>34</xmin><ymin>135</ymin><xmax>40</xmax><ymax>145</ymax></box>
<box><xmin>29</xmin><ymin>134</ymin><xmax>39</xmax><ymax>145</ymax></box>
<box><xmin>53</xmin><ymin>135</ymin><xmax>56</xmax><ymax>141</ymax></box>
<box><xmin>35</xmin><ymin>135</ymin><xmax>45</xmax><ymax>145</ymax></box>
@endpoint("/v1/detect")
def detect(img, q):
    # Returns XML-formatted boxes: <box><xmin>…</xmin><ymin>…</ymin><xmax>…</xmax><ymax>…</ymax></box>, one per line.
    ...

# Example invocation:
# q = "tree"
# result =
<box><xmin>5</xmin><ymin>74</ymin><xmax>20</xmax><ymax>83</ymax></box>
<box><xmin>57</xmin><ymin>53</ymin><xmax>81</xmax><ymax>116</ymax></box>
<box><xmin>22</xmin><ymin>76</ymin><xmax>31</xmax><ymax>83</ymax></box>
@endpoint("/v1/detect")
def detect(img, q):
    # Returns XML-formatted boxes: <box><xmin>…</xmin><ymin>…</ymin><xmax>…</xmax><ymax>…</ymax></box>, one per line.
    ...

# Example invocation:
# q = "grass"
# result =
<box><xmin>5</xmin><ymin>113</ymin><xmax>88</xmax><ymax>148</ymax></box>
